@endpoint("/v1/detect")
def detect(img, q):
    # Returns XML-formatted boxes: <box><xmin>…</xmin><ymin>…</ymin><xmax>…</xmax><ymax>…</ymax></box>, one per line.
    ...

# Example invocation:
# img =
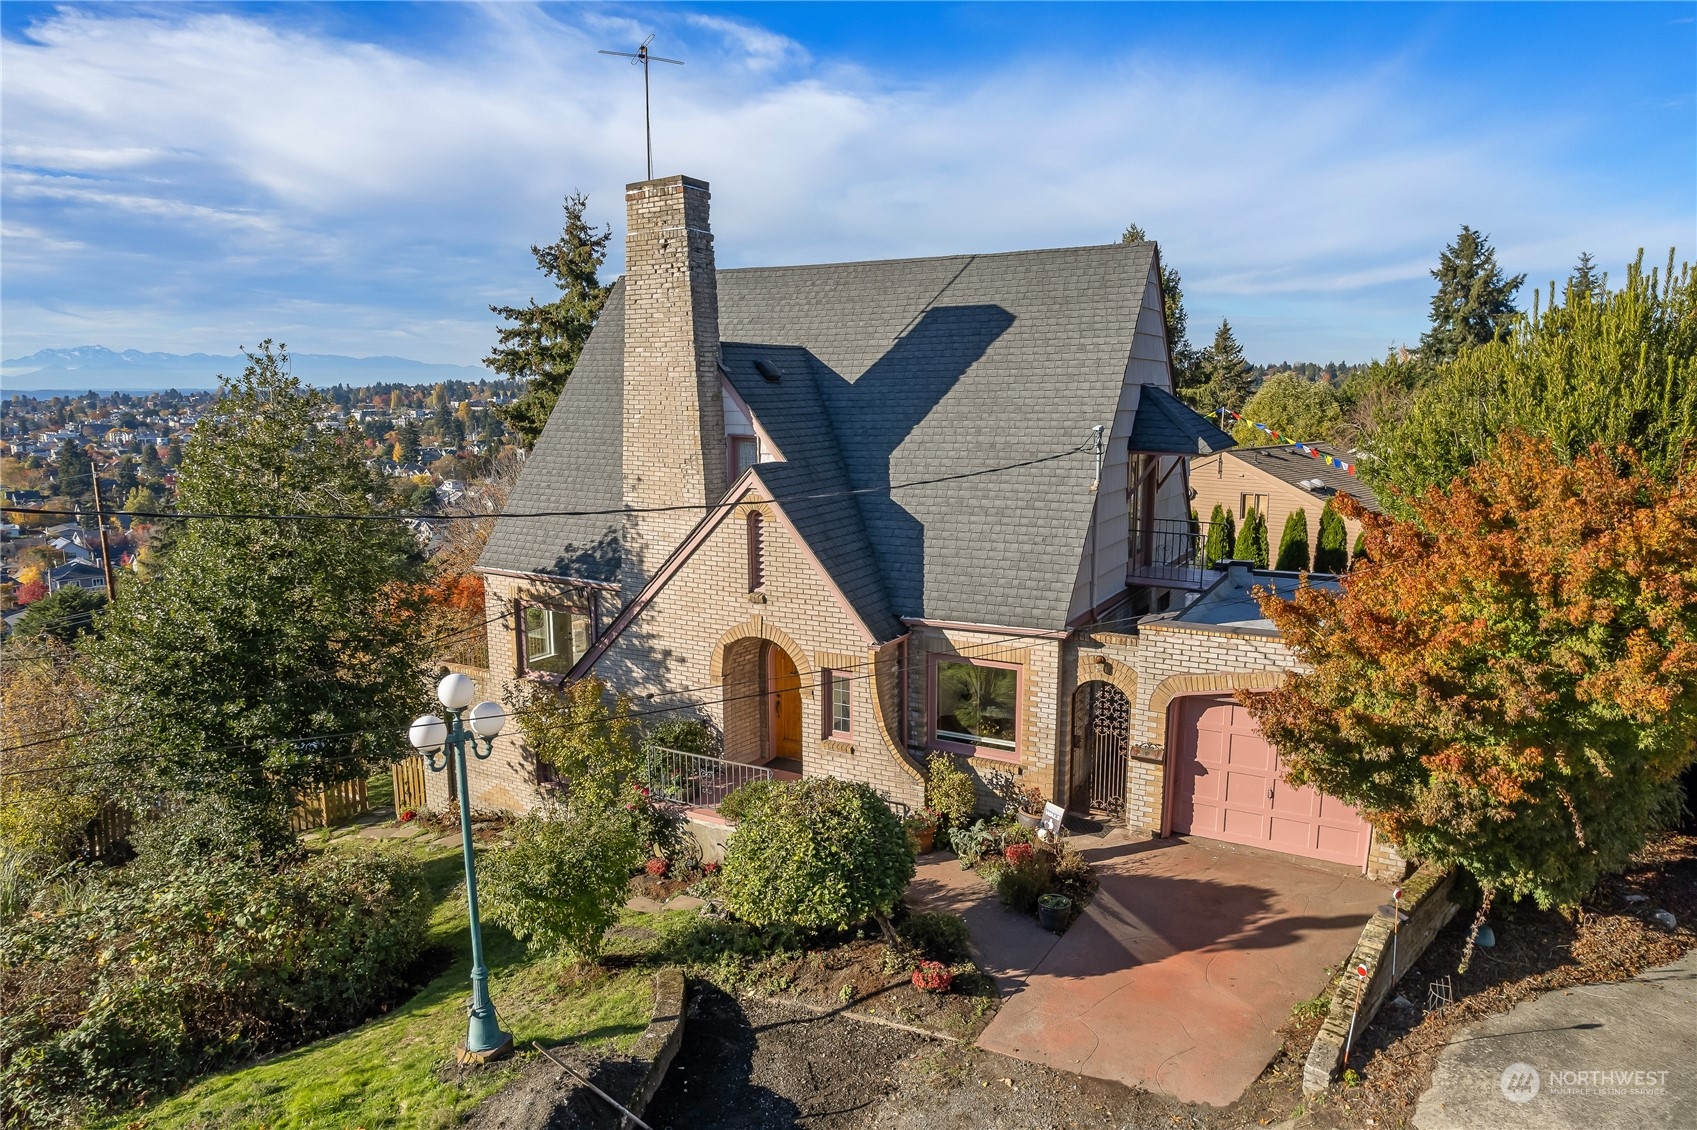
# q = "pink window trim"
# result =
<box><xmin>515</xmin><ymin>596</ymin><xmax>592</xmax><ymax>680</ymax></box>
<box><xmin>823</xmin><ymin>668</ymin><xmax>852</xmax><ymax>740</ymax></box>
<box><xmin>925</xmin><ymin>652</ymin><xmax>1022</xmax><ymax>763</ymax></box>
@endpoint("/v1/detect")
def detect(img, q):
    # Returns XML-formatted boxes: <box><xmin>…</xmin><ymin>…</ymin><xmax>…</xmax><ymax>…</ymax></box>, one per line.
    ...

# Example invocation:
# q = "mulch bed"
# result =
<box><xmin>1233</xmin><ymin>832</ymin><xmax>1697</xmax><ymax>1129</ymax></box>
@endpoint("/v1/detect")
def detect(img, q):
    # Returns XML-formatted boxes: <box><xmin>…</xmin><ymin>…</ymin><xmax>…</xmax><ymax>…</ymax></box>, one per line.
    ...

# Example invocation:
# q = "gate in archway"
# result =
<box><xmin>1070</xmin><ymin>680</ymin><xmax>1131</xmax><ymax>821</ymax></box>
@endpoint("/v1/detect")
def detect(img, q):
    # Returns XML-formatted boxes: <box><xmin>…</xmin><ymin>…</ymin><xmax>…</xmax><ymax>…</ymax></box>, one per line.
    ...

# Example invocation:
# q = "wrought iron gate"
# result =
<box><xmin>1084</xmin><ymin>682</ymin><xmax>1130</xmax><ymax>820</ymax></box>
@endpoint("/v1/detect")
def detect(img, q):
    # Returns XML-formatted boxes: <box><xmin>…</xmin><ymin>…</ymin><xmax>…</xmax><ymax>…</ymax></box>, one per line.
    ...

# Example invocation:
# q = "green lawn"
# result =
<box><xmin>100</xmin><ymin>844</ymin><xmax>660</xmax><ymax>1130</ymax></box>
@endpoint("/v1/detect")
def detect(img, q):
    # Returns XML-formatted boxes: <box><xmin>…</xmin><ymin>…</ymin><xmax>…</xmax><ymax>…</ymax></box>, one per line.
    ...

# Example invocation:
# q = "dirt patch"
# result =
<box><xmin>751</xmin><ymin>938</ymin><xmax>999</xmax><ymax>1040</ymax></box>
<box><xmin>626</xmin><ymin>873</ymin><xmax>698</xmax><ymax>903</ymax></box>
<box><xmin>463</xmin><ymin>1043</ymin><xmax>648</xmax><ymax>1130</ymax></box>
<box><xmin>1236</xmin><ymin>833</ymin><xmax>1697</xmax><ymax>1129</ymax></box>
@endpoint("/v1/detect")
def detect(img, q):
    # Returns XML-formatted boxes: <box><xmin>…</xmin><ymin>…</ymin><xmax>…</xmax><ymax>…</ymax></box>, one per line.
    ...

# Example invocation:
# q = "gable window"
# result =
<box><xmin>746</xmin><ymin>512</ymin><xmax>765</xmax><ymax>592</ymax></box>
<box><xmin>519</xmin><ymin>602</ymin><xmax>591</xmax><ymax>677</ymax></box>
<box><xmin>930</xmin><ymin>656</ymin><xmax>1019</xmax><ymax>761</ymax></box>
<box><xmin>728</xmin><ymin>436</ymin><xmax>758</xmax><ymax>481</ymax></box>
<box><xmin>824</xmin><ymin>669</ymin><xmax>852</xmax><ymax>738</ymax></box>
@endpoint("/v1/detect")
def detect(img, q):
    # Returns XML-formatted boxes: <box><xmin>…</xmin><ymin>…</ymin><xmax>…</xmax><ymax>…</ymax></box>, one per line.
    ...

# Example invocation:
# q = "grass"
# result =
<box><xmin>98</xmin><ymin>842</ymin><xmax>658</xmax><ymax>1130</ymax></box>
<box><xmin>366</xmin><ymin>769</ymin><xmax>396</xmax><ymax>812</ymax></box>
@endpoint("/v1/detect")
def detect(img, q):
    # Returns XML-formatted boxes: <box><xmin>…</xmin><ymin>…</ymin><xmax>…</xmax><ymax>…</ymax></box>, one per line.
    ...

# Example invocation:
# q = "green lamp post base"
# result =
<box><xmin>455</xmin><ymin>1032</ymin><xmax>514</xmax><ymax>1066</ymax></box>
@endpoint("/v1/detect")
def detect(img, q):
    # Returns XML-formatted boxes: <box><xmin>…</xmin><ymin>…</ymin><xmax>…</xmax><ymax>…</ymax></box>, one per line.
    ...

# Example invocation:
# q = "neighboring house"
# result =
<box><xmin>47</xmin><ymin>558</ymin><xmax>106</xmax><ymax>593</ymax></box>
<box><xmin>1190</xmin><ymin>443</ymin><xmax>1380</xmax><ymax>568</ymax></box>
<box><xmin>460</xmin><ymin>174</ymin><xmax>1407</xmax><ymax>880</ymax></box>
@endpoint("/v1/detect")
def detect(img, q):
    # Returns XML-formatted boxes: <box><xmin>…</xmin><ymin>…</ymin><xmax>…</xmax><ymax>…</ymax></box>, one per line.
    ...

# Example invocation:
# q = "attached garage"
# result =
<box><xmin>1168</xmin><ymin>693</ymin><xmax>1371</xmax><ymax>869</ymax></box>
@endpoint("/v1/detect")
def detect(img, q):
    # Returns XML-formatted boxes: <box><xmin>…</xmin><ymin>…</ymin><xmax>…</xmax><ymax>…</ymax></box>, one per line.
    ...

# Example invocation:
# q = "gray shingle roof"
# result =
<box><xmin>1230</xmin><ymin>443</ymin><xmax>1382</xmax><ymax>513</ymax></box>
<box><xmin>480</xmin><ymin>242</ymin><xmax>1162</xmax><ymax>634</ymax></box>
<box><xmin>1128</xmin><ymin>384</ymin><xmax>1237</xmax><ymax>454</ymax></box>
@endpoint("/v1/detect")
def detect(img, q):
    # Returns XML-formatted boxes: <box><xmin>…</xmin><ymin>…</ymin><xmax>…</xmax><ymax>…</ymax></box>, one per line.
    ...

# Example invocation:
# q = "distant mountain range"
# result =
<box><xmin>1</xmin><ymin>346</ymin><xmax>488</xmax><ymax>393</ymax></box>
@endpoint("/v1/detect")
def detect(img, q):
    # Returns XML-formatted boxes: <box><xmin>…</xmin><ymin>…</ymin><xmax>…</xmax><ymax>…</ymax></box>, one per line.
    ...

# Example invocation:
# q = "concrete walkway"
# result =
<box><xmin>1412</xmin><ymin>950</ymin><xmax>1697</xmax><ymax>1130</ymax></box>
<box><xmin>914</xmin><ymin>834</ymin><xmax>1384</xmax><ymax>1107</ymax></box>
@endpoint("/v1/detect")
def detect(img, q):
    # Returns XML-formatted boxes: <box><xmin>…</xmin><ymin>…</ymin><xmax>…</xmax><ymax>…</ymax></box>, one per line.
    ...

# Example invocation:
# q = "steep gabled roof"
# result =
<box><xmin>1128</xmin><ymin>384</ymin><xmax>1237</xmax><ymax>454</ymax></box>
<box><xmin>480</xmin><ymin>242</ymin><xmax>1162</xmax><ymax>633</ymax></box>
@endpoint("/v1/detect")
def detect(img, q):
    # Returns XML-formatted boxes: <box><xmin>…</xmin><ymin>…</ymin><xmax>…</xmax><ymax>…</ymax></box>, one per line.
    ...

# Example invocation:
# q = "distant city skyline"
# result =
<box><xmin>2</xmin><ymin>2</ymin><xmax>1692</xmax><ymax>365</ymax></box>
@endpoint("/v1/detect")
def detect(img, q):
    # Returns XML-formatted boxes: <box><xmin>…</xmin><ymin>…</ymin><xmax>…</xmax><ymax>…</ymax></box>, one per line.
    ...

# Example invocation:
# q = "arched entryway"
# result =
<box><xmin>720</xmin><ymin>635</ymin><xmax>803</xmax><ymax>769</ymax></box>
<box><xmin>1069</xmin><ymin>680</ymin><xmax>1131</xmax><ymax>821</ymax></box>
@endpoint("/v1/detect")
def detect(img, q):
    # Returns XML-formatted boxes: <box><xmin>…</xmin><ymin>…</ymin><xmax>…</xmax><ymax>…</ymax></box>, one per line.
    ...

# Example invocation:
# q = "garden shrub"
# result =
<box><xmin>924</xmin><ymin>756</ymin><xmax>977</xmax><ymax>831</ymax></box>
<box><xmin>987</xmin><ymin>847</ymin><xmax>1054</xmax><ymax>914</ymax></box>
<box><xmin>0</xmin><ymin>845</ymin><xmax>428</xmax><ymax>1125</ymax></box>
<box><xmin>479</xmin><ymin>798</ymin><xmax>647</xmax><ymax>962</ymax></box>
<box><xmin>128</xmin><ymin>793</ymin><xmax>300</xmax><ymax>872</ymax></box>
<box><xmin>720</xmin><ymin>777</ymin><xmax>915</xmax><ymax>933</ymax></box>
<box><xmin>717</xmin><ymin>778</ymin><xmax>779</xmax><ymax>823</ymax></box>
<box><xmin>897</xmin><ymin>912</ymin><xmax>973</xmax><ymax>964</ymax></box>
<box><xmin>644</xmin><ymin>716</ymin><xmax>721</xmax><ymax>758</ymax></box>
<box><xmin>911</xmin><ymin>960</ymin><xmax>954</xmax><ymax>993</ymax></box>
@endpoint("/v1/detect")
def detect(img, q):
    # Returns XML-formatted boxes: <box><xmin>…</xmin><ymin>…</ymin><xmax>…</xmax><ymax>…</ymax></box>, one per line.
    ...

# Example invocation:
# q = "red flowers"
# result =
<box><xmin>398</xmin><ymin>809</ymin><xmax>416</xmax><ymax>823</ymax></box>
<box><xmin>911</xmin><ymin>961</ymin><xmax>953</xmax><ymax>994</ymax></box>
<box><xmin>644</xmin><ymin>857</ymin><xmax>669</xmax><ymax>878</ymax></box>
<box><xmin>1003</xmin><ymin>842</ymin><xmax>1034</xmax><ymax>867</ymax></box>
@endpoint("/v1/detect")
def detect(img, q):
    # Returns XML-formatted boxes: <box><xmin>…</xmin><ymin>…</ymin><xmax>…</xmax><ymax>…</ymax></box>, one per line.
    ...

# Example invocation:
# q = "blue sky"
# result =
<box><xmin>2</xmin><ymin>2</ymin><xmax>1692</xmax><ymax>367</ymax></box>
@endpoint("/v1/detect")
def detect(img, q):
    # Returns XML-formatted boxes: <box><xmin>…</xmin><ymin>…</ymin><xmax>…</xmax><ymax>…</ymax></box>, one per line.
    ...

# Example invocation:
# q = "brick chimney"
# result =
<box><xmin>620</xmin><ymin>175</ymin><xmax>726</xmax><ymax>588</ymax></box>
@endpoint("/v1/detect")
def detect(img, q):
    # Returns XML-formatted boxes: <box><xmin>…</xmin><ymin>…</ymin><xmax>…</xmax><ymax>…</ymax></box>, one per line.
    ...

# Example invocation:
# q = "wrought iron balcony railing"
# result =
<box><xmin>1126</xmin><ymin>517</ymin><xmax>1218</xmax><ymax>591</ymax></box>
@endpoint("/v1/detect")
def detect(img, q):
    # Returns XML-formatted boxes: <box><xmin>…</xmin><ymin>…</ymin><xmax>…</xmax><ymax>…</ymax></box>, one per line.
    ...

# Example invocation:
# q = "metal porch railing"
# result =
<box><xmin>642</xmin><ymin>745</ymin><xmax>773</xmax><ymax>809</ymax></box>
<box><xmin>1127</xmin><ymin>517</ymin><xmax>1217</xmax><ymax>590</ymax></box>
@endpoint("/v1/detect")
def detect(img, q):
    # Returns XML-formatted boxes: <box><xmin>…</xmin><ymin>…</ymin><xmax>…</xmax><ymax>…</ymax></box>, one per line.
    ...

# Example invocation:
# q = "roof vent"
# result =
<box><xmin>753</xmin><ymin>359</ymin><xmax>782</xmax><ymax>382</ymax></box>
<box><xmin>1300</xmin><ymin>478</ymin><xmax>1326</xmax><ymax>491</ymax></box>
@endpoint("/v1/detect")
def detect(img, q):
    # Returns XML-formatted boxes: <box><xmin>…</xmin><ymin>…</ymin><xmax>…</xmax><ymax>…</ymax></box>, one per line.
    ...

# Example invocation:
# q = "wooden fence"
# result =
<box><xmin>288</xmin><ymin>777</ymin><xmax>371</xmax><ymax>832</ymax></box>
<box><xmin>391</xmin><ymin>756</ymin><xmax>429</xmax><ymax>814</ymax></box>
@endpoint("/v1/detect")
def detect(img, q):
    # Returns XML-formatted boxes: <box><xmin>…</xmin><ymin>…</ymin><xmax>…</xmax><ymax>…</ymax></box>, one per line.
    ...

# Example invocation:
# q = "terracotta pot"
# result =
<box><xmin>912</xmin><ymin>826</ymin><xmax>935</xmax><ymax>853</ymax></box>
<box><xmin>1016</xmin><ymin>810</ymin><xmax>1041</xmax><ymax>831</ymax></box>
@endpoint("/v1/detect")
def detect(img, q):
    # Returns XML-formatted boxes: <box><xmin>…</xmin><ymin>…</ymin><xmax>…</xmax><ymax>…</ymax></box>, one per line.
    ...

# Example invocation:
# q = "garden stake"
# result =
<box><xmin>534</xmin><ymin>1043</ymin><xmax>654</xmax><ymax>1130</ymax></box>
<box><xmin>1343</xmin><ymin>962</ymin><xmax>1369</xmax><ymax>1062</ymax></box>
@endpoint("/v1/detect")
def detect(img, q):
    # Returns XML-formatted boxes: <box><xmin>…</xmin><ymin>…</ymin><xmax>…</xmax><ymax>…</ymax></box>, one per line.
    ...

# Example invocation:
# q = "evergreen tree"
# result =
<box><xmin>1419</xmin><ymin>225</ymin><xmax>1526</xmax><ymax>363</ymax></box>
<box><xmin>1274</xmin><ymin>508</ymin><xmax>1311</xmax><ymax>571</ymax></box>
<box><xmin>1121</xmin><ymin>223</ymin><xmax>1199</xmax><ymax>391</ymax></box>
<box><xmin>55</xmin><ymin>439</ymin><xmax>93</xmax><ymax>502</ymax></box>
<box><xmin>1234</xmin><ymin>507</ymin><xmax>1269</xmax><ymax>568</ymax></box>
<box><xmin>114</xmin><ymin>454</ymin><xmax>139</xmax><ymax>496</ymax></box>
<box><xmin>1202</xmin><ymin>503</ymin><xmax>1236</xmax><ymax>567</ymax></box>
<box><xmin>490</xmin><ymin>192</ymin><xmax>613</xmax><ymax>449</ymax></box>
<box><xmin>1569</xmin><ymin>251</ymin><xmax>1603</xmax><ymax>303</ymax></box>
<box><xmin>1313</xmin><ymin>498</ymin><xmax>1349</xmax><ymax>573</ymax></box>
<box><xmin>395</xmin><ymin>420</ymin><xmax>421</xmax><ymax>464</ymax></box>
<box><xmin>1194</xmin><ymin>319</ymin><xmax>1254</xmax><ymax>413</ymax></box>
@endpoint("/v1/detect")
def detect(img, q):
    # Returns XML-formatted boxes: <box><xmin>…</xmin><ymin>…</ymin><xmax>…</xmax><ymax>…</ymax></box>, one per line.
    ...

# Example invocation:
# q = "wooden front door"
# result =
<box><xmin>767</xmin><ymin>645</ymin><xmax>802</xmax><ymax>762</ymax></box>
<box><xmin>1170</xmin><ymin>694</ymin><xmax>1371</xmax><ymax>868</ymax></box>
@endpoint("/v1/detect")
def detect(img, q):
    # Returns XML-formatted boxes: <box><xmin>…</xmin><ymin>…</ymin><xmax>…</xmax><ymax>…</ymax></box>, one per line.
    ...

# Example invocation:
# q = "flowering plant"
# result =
<box><xmin>644</xmin><ymin>856</ymin><xmax>669</xmax><ymax>878</ymax></box>
<box><xmin>398</xmin><ymin>809</ymin><xmax>416</xmax><ymax>823</ymax></box>
<box><xmin>1003</xmin><ymin>842</ymin><xmax>1034</xmax><ymax>867</ymax></box>
<box><xmin>911</xmin><ymin>960</ymin><xmax>954</xmax><ymax>994</ymax></box>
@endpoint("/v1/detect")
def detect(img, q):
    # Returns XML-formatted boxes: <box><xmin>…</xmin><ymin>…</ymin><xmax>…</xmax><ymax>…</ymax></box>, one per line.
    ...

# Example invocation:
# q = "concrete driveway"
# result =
<box><xmin>911</xmin><ymin>834</ymin><xmax>1385</xmax><ymax>1107</ymax></box>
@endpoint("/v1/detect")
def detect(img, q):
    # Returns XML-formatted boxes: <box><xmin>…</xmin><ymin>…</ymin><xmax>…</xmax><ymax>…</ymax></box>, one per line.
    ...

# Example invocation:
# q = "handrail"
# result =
<box><xmin>642</xmin><ymin>745</ymin><xmax>772</xmax><ymax>809</ymax></box>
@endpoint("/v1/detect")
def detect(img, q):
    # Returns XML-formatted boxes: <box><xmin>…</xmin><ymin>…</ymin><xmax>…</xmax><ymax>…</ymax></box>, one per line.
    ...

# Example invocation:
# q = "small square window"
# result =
<box><xmin>520</xmin><ymin>604</ymin><xmax>591</xmax><ymax>676</ymax></box>
<box><xmin>825</xmin><ymin>670</ymin><xmax>852</xmax><ymax>737</ymax></box>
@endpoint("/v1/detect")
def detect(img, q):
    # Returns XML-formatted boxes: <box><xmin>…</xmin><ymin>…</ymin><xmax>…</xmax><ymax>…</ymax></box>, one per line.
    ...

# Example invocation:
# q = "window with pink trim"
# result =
<box><xmin>823</xmin><ymin>669</ymin><xmax>852</xmax><ymax>738</ymax></box>
<box><xmin>928</xmin><ymin>654</ymin><xmax>1019</xmax><ymax>762</ymax></box>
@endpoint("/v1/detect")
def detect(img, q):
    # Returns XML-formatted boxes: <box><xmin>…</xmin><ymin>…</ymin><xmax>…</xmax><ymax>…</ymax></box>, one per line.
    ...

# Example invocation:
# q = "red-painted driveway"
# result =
<box><xmin>937</xmin><ymin>834</ymin><xmax>1385</xmax><ymax>1107</ymax></box>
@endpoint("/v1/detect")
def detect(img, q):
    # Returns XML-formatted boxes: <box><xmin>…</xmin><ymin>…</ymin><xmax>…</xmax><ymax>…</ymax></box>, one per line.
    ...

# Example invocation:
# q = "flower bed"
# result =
<box><xmin>947</xmin><ymin>816</ymin><xmax>1097</xmax><ymax>930</ymax></box>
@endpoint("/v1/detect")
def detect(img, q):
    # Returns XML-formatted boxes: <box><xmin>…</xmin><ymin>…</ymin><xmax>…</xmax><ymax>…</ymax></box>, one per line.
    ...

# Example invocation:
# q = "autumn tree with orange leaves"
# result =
<box><xmin>1248</xmin><ymin>435</ymin><xmax>1697</xmax><ymax>910</ymax></box>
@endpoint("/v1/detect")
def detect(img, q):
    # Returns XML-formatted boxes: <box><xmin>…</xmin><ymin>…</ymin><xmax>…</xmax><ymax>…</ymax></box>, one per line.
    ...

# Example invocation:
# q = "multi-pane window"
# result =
<box><xmin>825</xmin><ymin>670</ymin><xmax>852</xmax><ymax>736</ymax></box>
<box><xmin>520</xmin><ymin>604</ymin><xmax>591</xmax><ymax>676</ymax></box>
<box><xmin>1241</xmin><ymin>492</ymin><xmax>1269</xmax><ymax>519</ymax></box>
<box><xmin>933</xmin><ymin>658</ymin><xmax>1018</xmax><ymax>757</ymax></box>
<box><xmin>729</xmin><ymin>436</ymin><xmax>758</xmax><ymax>481</ymax></box>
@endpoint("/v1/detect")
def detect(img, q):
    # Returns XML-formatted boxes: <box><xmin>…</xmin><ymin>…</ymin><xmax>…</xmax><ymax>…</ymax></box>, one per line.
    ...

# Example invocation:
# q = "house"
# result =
<box><xmin>462</xmin><ymin>175</ymin><xmax>1407</xmax><ymax>880</ymax></box>
<box><xmin>47</xmin><ymin>558</ymin><xmax>106</xmax><ymax>593</ymax></box>
<box><xmin>1190</xmin><ymin>443</ymin><xmax>1380</xmax><ymax>568</ymax></box>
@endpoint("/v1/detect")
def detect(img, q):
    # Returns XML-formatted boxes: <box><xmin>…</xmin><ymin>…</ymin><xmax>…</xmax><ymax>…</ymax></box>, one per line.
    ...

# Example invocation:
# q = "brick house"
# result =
<box><xmin>456</xmin><ymin>174</ymin><xmax>1406</xmax><ymax>880</ymax></box>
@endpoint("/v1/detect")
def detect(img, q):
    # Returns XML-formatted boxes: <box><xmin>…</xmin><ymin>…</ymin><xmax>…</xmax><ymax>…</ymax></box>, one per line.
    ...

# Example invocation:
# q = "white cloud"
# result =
<box><xmin>1</xmin><ymin>4</ymin><xmax>1688</xmax><ymax>363</ymax></box>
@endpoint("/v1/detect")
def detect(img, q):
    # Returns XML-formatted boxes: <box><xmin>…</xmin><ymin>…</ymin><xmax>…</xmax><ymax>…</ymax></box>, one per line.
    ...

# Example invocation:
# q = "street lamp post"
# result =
<box><xmin>409</xmin><ymin>673</ymin><xmax>514</xmax><ymax>1063</ymax></box>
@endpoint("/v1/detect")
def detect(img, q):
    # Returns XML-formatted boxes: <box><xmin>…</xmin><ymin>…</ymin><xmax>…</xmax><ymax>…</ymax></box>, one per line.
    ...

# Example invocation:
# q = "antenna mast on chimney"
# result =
<box><xmin>599</xmin><ymin>35</ymin><xmax>684</xmax><ymax>181</ymax></box>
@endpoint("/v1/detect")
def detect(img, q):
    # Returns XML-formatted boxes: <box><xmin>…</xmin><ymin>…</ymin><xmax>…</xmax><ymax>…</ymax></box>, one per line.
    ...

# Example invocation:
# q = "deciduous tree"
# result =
<box><xmin>1247</xmin><ymin>436</ymin><xmax>1697</xmax><ymax>910</ymax></box>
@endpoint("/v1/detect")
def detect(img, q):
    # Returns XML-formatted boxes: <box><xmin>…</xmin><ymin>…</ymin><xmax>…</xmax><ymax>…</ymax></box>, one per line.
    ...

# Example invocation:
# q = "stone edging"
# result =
<box><xmin>1302</xmin><ymin>864</ymin><xmax>1461</xmax><ymax>1095</ymax></box>
<box><xmin>618</xmin><ymin>968</ymin><xmax>687</xmax><ymax>1127</ymax></box>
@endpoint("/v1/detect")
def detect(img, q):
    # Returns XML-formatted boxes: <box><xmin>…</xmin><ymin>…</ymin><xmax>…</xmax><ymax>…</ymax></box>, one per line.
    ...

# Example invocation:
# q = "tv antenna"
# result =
<box><xmin>599</xmin><ymin>35</ymin><xmax>684</xmax><ymax>181</ymax></box>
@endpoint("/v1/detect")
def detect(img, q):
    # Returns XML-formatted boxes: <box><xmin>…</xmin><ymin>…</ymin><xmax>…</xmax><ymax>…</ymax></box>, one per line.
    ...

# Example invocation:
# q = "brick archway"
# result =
<box><xmin>709</xmin><ymin>617</ymin><xmax>815</xmax><ymax>700</ymax></box>
<box><xmin>1145</xmin><ymin>670</ymin><xmax>1285</xmax><ymax>736</ymax></box>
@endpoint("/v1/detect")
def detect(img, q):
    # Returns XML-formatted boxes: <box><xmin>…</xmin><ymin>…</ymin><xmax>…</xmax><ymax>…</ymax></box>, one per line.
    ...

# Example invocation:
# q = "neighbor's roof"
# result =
<box><xmin>480</xmin><ymin>242</ymin><xmax>1162</xmax><ymax>635</ymax></box>
<box><xmin>1230</xmin><ymin>443</ymin><xmax>1381</xmax><ymax>513</ymax></box>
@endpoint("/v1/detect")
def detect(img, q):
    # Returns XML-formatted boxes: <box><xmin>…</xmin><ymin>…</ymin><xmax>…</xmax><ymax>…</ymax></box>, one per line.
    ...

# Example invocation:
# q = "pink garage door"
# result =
<box><xmin>1169</xmin><ymin>694</ymin><xmax>1371</xmax><ymax>868</ymax></box>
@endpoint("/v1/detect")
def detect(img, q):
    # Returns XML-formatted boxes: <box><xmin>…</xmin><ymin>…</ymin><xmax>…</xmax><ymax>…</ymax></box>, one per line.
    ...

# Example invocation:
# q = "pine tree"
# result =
<box><xmin>1569</xmin><ymin>251</ymin><xmax>1603</xmax><ymax>303</ymax></box>
<box><xmin>1194</xmin><ymin>319</ymin><xmax>1254</xmax><ymax>413</ymax></box>
<box><xmin>1121</xmin><ymin>223</ymin><xmax>1199</xmax><ymax>391</ymax></box>
<box><xmin>55</xmin><ymin>438</ymin><xmax>93</xmax><ymax>502</ymax></box>
<box><xmin>1234</xmin><ymin>507</ymin><xmax>1269</xmax><ymax>568</ymax></box>
<box><xmin>1274</xmin><ymin>509</ymin><xmax>1311</xmax><ymax>571</ymax></box>
<box><xmin>1202</xmin><ymin>503</ymin><xmax>1236</xmax><ymax>567</ymax></box>
<box><xmin>1419</xmin><ymin>225</ymin><xmax>1526</xmax><ymax>363</ymax></box>
<box><xmin>1313</xmin><ymin>498</ymin><xmax>1349</xmax><ymax>573</ymax></box>
<box><xmin>490</xmin><ymin>192</ymin><xmax>613</xmax><ymax>449</ymax></box>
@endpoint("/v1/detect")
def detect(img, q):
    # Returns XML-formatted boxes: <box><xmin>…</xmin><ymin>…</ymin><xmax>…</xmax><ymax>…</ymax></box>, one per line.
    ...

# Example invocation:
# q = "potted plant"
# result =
<box><xmin>1037</xmin><ymin>892</ymin><xmax>1071</xmax><ymax>931</ymax></box>
<box><xmin>905</xmin><ymin>808</ymin><xmax>940</xmax><ymax>853</ymax></box>
<box><xmin>1014</xmin><ymin>785</ymin><xmax>1045</xmax><ymax>831</ymax></box>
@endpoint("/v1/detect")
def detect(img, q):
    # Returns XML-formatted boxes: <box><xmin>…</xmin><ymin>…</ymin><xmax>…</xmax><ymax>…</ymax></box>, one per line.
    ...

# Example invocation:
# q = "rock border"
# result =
<box><xmin>1303</xmin><ymin>864</ymin><xmax>1461</xmax><ymax>1095</ymax></box>
<box><xmin>622</xmin><ymin>968</ymin><xmax>687</xmax><ymax>1126</ymax></box>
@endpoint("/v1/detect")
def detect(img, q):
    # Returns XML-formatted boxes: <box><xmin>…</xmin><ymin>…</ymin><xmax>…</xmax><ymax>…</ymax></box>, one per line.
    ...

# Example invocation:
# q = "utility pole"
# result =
<box><xmin>90</xmin><ymin>470</ymin><xmax>117</xmax><ymax>601</ymax></box>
